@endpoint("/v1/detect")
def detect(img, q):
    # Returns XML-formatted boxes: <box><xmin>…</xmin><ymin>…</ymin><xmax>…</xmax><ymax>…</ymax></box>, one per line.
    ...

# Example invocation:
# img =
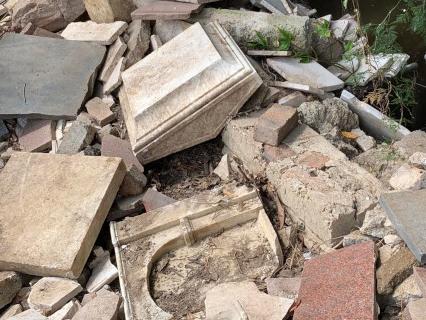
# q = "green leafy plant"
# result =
<box><xmin>294</xmin><ymin>51</ymin><xmax>312</xmax><ymax>63</ymax></box>
<box><xmin>315</xmin><ymin>20</ymin><xmax>332</xmax><ymax>39</ymax></box>
<box><xmin>278</xmin><ymin>27</ymin><xmax>294</xmax><ymax>51</ymax></box>
<box><xmin>396</xmin><ymin>0</ymin><xmax>426</xmax><ymax>42</ymax></box>
<box><xmin>363</xmin><ymin>22</ymin><xmax>402</xmax><ymax>54</ymax></box>
<box><xmin>248</xmin><ymin>31</ymin><xmax>270</xmax><ymax>50</ymax></box>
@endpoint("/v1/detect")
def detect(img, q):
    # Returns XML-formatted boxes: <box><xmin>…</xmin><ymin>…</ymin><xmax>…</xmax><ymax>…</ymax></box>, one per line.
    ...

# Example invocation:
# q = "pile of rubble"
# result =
<box><xmin>0</xmin><ymin>0</ymin><xmax>425</xmax><ymax>319</ymax></box>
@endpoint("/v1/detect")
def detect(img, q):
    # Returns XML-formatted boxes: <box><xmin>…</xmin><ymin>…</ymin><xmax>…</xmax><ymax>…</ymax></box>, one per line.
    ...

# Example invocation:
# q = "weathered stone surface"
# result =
<box><xmin>380</xmin><ymin>189</ymin><xmax>426</xmax><ymax>263</ymax></box>
<box><xmin>351</xmin><ymin>128</ymin><xmax>376</xmax><ymax>152</ymax></box>
<box><xmin>0</xmin><ymin>34</ymin><xmax>105</xmax><ymax>120</ymax></box>
<box><xmin>298</xmin><ymin>98</ymin><xmax>359</xmax><ymax>134</ymax></box>
<box><xmin>0</xmin><ymin>304</ymin><xmax>23</xmax><ymax>319</ymax></box>
<box><xmin>7</xmin><ymin>309</ymin><xmax>46</xmax><ymax>320</ymax></box>
<box><xmin>99</xmin><ymin>37</ymin><xmax>127</xmax><ymax>83</ymax></box>
<box><xmin>86</xmin><ymin>255</ymin><xmax>118</xmax><ymax>293</ymax></box>
<box><xmin>28</xmin><ymin>277</ymin><xmax>82</xmax><ymax>315</ymax></box>
<box><xmin>248</xmin><ymin>50</ymin><xmax>292</xmax><ymax>57</ymax></box>
<box><xmin>56</xmin><ymin>121</ymin><xmax>96</xmax><ymax>154</ymax></box>
<box><xmin>389</xmin><ymin>274</ymin><xmax>422</xmax><ymax>307</ymax></box>
<box><xmin>131</xmin><ymin>1</ymin><xmax>201</xmax><ymax>20</ymax></box>
<box><xmin>254</xmin><ymin>104</ymin><xmax>298</xmax><ymax>146</ymax></box>
<box><xmin>402</xmin><ymin>298</ymin><xmax>426</xmax><ymax>320</ymax></box>
<box><xmin>0</xmin><ymin>272</ymin><xmax>22</xmax><ymax>309</ymax></box>
<box><xmin>124</xmin><ymin>19</ymin><xmax>150</xmax><ymax>69</ymax></box>
<box><xmin>409</xmin><ymin>152</ymin><xmax>426</xmax><ymax>169</ymax></box>
<box><xmin>205</xmin><ymin>282</ymin><xmax>293</xmax><ymax>320</ymax></box>
<box><xmin>100</xmin><ymin>134</ymin><xmax>141</xmax><ymax>169</ymax></box>
<box><xmin>376</xmin><ymin>246</ymin><xmax>418</xmax><ymax>295</ymax></box>
<box><xmin>48</xmin><ymin>300</ymin><xmax>79</xmax><ymax>320</ymax></box>
<box><xmin>343</xmin><ymin>230</ymin><xmax>373</xmax><ymax>247</ymax></box>
<box><xmin>0</xmin><ymin>152</ymin><xmax>126</xmax><ymax>278</ymax></box>
<box><xmin>154</xmin><ymin>19</ymin><xmax>191</xmax><ymax>44</ymax></box>
<box><xmin>32</xmin><ymin>27</ymin><xmax>63</xmax><ymax>39</ymax></box>
<box><xmin>413</xmin><ymin>267</ymin><xmax>426</xmax><ymax>296</ymax></box>
<box><xmin>394</xmin><ymin>131</ymin><xmax>426</xmax><ymax>157</ymax></box>
<box><xmin>103</xmin><ymin>57</ymin><xmax>125</xmax><ymax>95</ymax></box>
<box><xmin>141</xmin><ymin>188</ymin><xmax>176</xmax><ymax>212</ymax></box>
<box><xmin>294</xmin><ymin>242</ymin><xmax>376</xmax><ymax>320</ymax></box>
<box><xmin>278</xmin><ymin>91</ymin><xmax>307</xmax><ymax>108</ymax></box>
<box><xmin>267</xmin><ymin>57</ymin><xmax>344</xmax><ymax>91</ymax></box>
<box><xmin>273</xmin><ymin>81</ymin><xmax>329</xmax><ymax>98</ymax></box>
<box><xmin>61</xmin><ymin>21</ymin><xmax>128</xmax><ymax>45</ymax></box>
<box><xmin>360</xmin><ymin>205</ymin><xmax>395</xmax><ymax>239</ymax></box>
<box><xmin>72</xmin><ymin>289</ymin><xmax>121</xmax><ymax>320</ymax></box>
<box><xmin>0</xmin><ymin>121</ymin><xmax>9</xmax><ymax>141</ymax></box>
<box><xmin>190</xmin><ymin>8</ymin><xmax>311</xmax><ymax>51</ymax></box>
<box><xmin>266</xmin><ymin>277</ymin><xmax>301</xmax><ymax>299</ymax></box>
<box><xmin>120</xmin><ymin>22</ymin><xmax>261</xmax><ymax>164</ymax></box>
<box><xmin>84</xmin><ymin>0</ymin><xmax>135</xmax><ymax>23</ymax></box>
<box><xmin>19</xmin><ymin>120</ymin><xmax>54</xmax><ymax>152</ymax></box>
<box><xmin>389</xmin><ymin>164</ymin><xmax>426</xmax><ymax>190</ymax></box>
<box><xmin>85</xmin><ymin>97</ymin><xmax>116</xmax><ymax>127</ymax></box>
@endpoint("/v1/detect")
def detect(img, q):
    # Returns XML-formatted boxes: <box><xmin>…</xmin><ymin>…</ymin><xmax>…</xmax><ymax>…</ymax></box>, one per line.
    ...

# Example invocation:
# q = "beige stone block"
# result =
<box><xmin>84</xmin><ymin>0</ymin><xmax>135</xmax><ymax>23</ymax></box>
<box><xmin>61</xmin><ymin>21</ymin><xmax>128</xmax><ymax>45</ymax></box>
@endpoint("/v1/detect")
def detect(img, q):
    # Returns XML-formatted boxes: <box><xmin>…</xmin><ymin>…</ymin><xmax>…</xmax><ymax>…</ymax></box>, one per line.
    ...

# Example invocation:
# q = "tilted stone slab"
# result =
<box><xmin>0</xmin><ymin>34</ymin><xmax>105</xmax><ymax>120</ymax></box>
<box><xmin>61</xmin><ymin>21</ymin><xmax>128</xmax><ymax>45</ymax></box>
<box><xmin>0</xmin><ymin>153</ymin><xmax>126</xmax><ymax>278</ymax></box>
<box><xmin>120</xmin><ymin>22</ymin><xmax>261</xmax><ymax>163</ymax></box>
<box><xmin>380</xmin><ymin>189</ymin><xmax>426</xmax><ymax>263</ymax></box>
<box><xmin>131</xmin><ymin>1</ymin><xmax>202</xmax><ymax>20</ymax></box>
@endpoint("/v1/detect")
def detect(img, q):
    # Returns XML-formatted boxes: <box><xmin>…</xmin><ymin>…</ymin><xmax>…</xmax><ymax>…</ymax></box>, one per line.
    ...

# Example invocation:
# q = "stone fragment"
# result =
<box><xmin>248</xmin><ymin>50</ymin><xmax>292</xmax><ymax>57</ymax></box>
<box><xmin>48</xmin><ymin>300</ymin><xmax>79</xmax><ymax>320</ymax></box>
<box><xmin>120</xmin><ymin>22</ymin><xmax>261</xmax><ymax>164</ymax></box>
<box><xmin>384</xmin><ymin>234</ymin><xmax>402</xmax><ymax>245</ymax></box>
<box><xmin>267</xmin><ymin>57</ymin><xmax>344</xmax><ymax>92</ymax></box>
<box><xmin>84</xmin><ymin>0</ymin><xmax>135</xmax><ymax>23</ymax></box>
<box><xmin>402</xmin><ymin>298</ymin><xmax>426</xmax><ymax>320</ymax></box>
<box><xmin>413</xmin><ymin>267</ymin><xmax>426</xmax><ymax>296</ymax></box>
<box><xmin>342</xmin><ymin>230</ymin><xmax>372</xmax><ymax>247</ymax></box>
<box><xmin>346</xmin><ymin>54</ymin><xmax>394</xmax><ymax>86</ymax></box>
<box><xmin>0</xmin><ymin>304</ymin><xmax>23</xmax><ymax>319</ymax></box>
<box><xmin>56</xmin><ymin>121</ymin><xmax>96</xmax><ymax>154</ymax></box>
<box><xmin>99</xmin><ymin>37</ymin><xmax>127</xmax><ymax>83</ymax></box>
<box><xmin>19</xmin><ymin>120</ymin><xmax>54</xmax><ymax>152</ymax></box>
<box><xmin>293</xmin><ymin>242</ymin><xmax>376</xmax><ymax>320</ymax></box>
<box><xmin>131</xmin><ymin>1</ymin><xmax>201</xmax><ymax>20</ymax></box>
<box><xmin>86</xmin><ymin>256</ymin><xmax>118</xmax><ymax>293</ymax></box>
<box><xmin>298</xmin><ymin>98</ymin><xmax>359</xmax><ymax>134</ymax></box>
<box><xmin>7</xmin><ymin>309</ymin><xmax>46</xmax><ymax>320</ymax></box>
<box><xmin>72</xmin><ymin>289</ymin><xmax>121</xmax><ymax>320</ymax></box>
<box><xmin>409</xmin><ymin>152</ymin><xmax>426</xmax><ymax>169</ymax></box>
<box><xmin>154</xmin><ymin>19</ymin><xmax>191</xmax><ymax>43</ymax></box>
<box><xmin>213</xmin><ymin>154</ymin><xmax>231</xmax><ymax>180</ymax></box>
<box><xmin>124</xmin><ymin>19</ymin><xmax>150</xmax><ymax>68</ymax></box>
<box><xmin>360</xmin><ymin>205</ymin><xmax>395</xmax><ymax>239</ymax></box>
<box><xmin>389</xmin><ymin>164</ymin><xmax>426</xmax><ymax>191</ymax></box>
<box><xmin>150</xmin><ymin>34</ymin><xmax>162</xmax><ymax>50</ymax></box>
<box><xmin>0</xmin><ymin>34</ymin><xmax>105</xmax><ymax>120</ymax></box>
<box><xmin>376</xmin><ymin>246</ymin><xmax>418</xmax><ymax>295</ymax></box>
<box><xmin>266</xmin><ymin>277</ymin><xmax>301</xmax><ymax>299</ymax></box>
<box><xmin>278</xmin><ymin>91</ymin><xmax>307</xmax><ymax>108</ymax></box>
<box><xmin>394</xmin><ymin>131</ymin><xmax>426</xmax><ymax>158</ymax></box>
<box><xmin>0</xmin><ymin>153</ymin><xmax>126</xmax><ymax>278</ymax></box>
<box><xmin>351</xmin><ymin>128</ymin><xmax>376</xmax><ymax>152</ymax></box>
<box><xmin>297</xmin><ymin>151</ymin><xmax>330</xmax><ymax>169</ymax></box>
<box><xmin>254</xmin><ymin>104</ymin><xmax>298</xmax><ymax>146</ymax></box>
<box><xmin>331</xmin><ymin>19</ymin><xmax>349</xmax><ymax>39</ymax></box>
<box><xmin>108</xmin><ymin>193</ymin><xmax>144</xmax><ymax>221</ymax></box>
<box><xmin>101</xmin><ymin>134</ymin><xmax>144</xmax><ymax>172</ymax></box>
<box><xmin>272</xmin><ymin>81</ymin><xmax>330</xmax><ymax>98</ymax></box>
<box><xmin>28</xmin><ymin>277</ymin><xmax>82</xmax><ymax>315</ymax></box>
<box><xmin>389</xmin><ymin>274</ymin><xmax>422</xmax><ymax>307</ymax></box>
<box><xmin>380</xmin><ymin>189</ymin><xmax>426</xmax><ymax>263</ymax></box>
<box><xmin>85</xmin><ymin>98</ymin><xmax>116</xmax><ymax>127</ymax></box>
<box><xmin>61</xmin><ymin>21</ymin><xmax>128</xmax><ymax>45</ymax></box>
<box><xmin>103</xmin><ymin>57</ymin><xmax>125</xmax><ymax>95</ymax></box>
<box><xmin>205</xmin><ymin>282</ymin><xmax>293</xmax><ymax>320</ymax></box>
<box><xmin>341</xmin><ymin>90</ymin><xmax>410</xmax><ymax>141</ymax></box>
<box><xmin>141</xmin><ymin>188</ymin><xmax>176</xmax><ymax>212</ymax></box>
<box><xmin>0</xmin><ymin>272</ymin><xmax>22</xmax><ymax>309</ymax></box>
<box><xmin>0</xmin><ymin>120</ymin><xmax>9</xmax><ymax>141</ymax></box>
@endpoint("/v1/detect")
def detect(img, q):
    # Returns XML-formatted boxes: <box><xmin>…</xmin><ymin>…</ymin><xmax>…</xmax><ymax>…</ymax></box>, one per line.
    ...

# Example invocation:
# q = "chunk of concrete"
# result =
<box><xmin>72</xmin><ymin>289</ymin><xmax>121</xmax><ymax>320</ymax></box>
<box><xmin>389</xmin><ymin>164</ymin><xmax>426</xmax><ymax>190</ymax></box>
<box><xmin>120</xmin><ymin>22</ymin><xmax>261</xmax><ymax>164</ymax></box>
<box><xmin>254</xmin><ymin>104</ymin><xmax>298</xmax><ymax>146</ymax></box>
<box><xmin>103</xmin><ymin>57</ymin><xmax>125</xmax><ymax>95</ymax></box>
<box><xmin>141</xmin><ymin>188</ymin><xmax>176</xmax><ymax>212</ymax></box>
<box><xmin>0</xmin><ymin>304</ymin><xmax>23</xmax><ymax>319</ymax></box>
<box><xmin>56</xmin><ymin>121</ymin><xmax>96</xmax><ymax>154</ymax></box>
<box><xmin>19</xmin><ymin>120</ymin><xmax>54</xmax><ymax>152</ymax></box>
<box><xmin>278</xmin><ymin>91</ymin><xmax>307</xmax><ymax>108</ymax></box>
<box><xmin>213</xmin><ymin>154</ymin><xmax>231</xmax><ymax>181</ymax></box>
<box><xmin>0</xmin><ymin>152</ymin><xmax>126</xmax><ymax>278</ymax></box>
<box><xmin>205</xmin><ymin>282</ymin><xmax>293</xmax><ymax>320</ymax></box>
<box><xmin>124</xmin><ymin>19</ymin><xmax>150</xmax><ymax>69</ymax></box>
<box><xmin>380</xmin><ymin>189</ymin><xmax>426</xmax><ymax>263</ymax></box>
<box><xmin>154</xmin><ymin>19</ymin><xmax>191</xmax><ymax>43</ymax></box>
<box><xmin>0</xmin><ymin>272</ymin><xmax>22</xmax><ymax>309</ymax></box>
<box><xmin>351</xmin><ymin>128</ymin><xmax>376</xmax><ymax>152</ymax></box>
<box><xmin>85</xmin><ymin>97</ymin><xmax>116</xmax><ymax>127</ymax></box>
<box><xmin>402</xmin><ymin>298</ymin><xmax>426</xmax><ymax>320</ymax></box>
<box><xmin>267</xmin><ymin>57</ymin><xmax>344</xmax><ymax>92</ymax></box>
<box><xmin>413</xmin><ymin>267</ymin><xmax>426</xmax><ymax>296</ymax></box>
<box><xmin>190</xmin><ymin>8</ymin><xmax>311</xmax><ymax>51</ymax></box>
<box><xmin>376</xmin><ymin>246</ymin><xmax>418</xmax><ymax>295</ymax></box>
<box><xmin>293</xmin><ymin>242</ymin><xmax>376</xmax><ymax>320</ymax></box>
<box><xmin>360</xmin><ymin>205</ymin><xmax>394</xmax><ymax>239</ymax></box>
<box><xmin>61</xmin><ymin>21</ymin><xmax>128</xmax><ymax>45</ymax></box>
<box><xmin>131</xmin><ymin>1</ymin><xmax>201</xmax><ymax>20</ymax></box>
<box><xmin>0</xmin><ymin>34</ymin><xmax>105</xmax><ymax>120</ymax></box>
<box><xmin>28</xmin><ymin>277</ymin><xmax>82</xmax><ymax>315</ymax></box>
<box><xmin>394</xmin><ymin>130</ymin><xmax>426</xmax><ymax>157</ymax></box>
<box><xmin>86</xmin><ymin>256</ymin><xmax>118</xmax><ymax>293</ymax></box>
<box><xmin>7</xmin><ymin>309</ymin><xmax>46</xmax><ymax>320</ymax></box>
<box><xmin>266</xmin><ymin>277</ymin><xmax>301</xmax><ymax>299</ymax></box>
<box><xmin>48</xmin><ymin>300</ymin><xmax>80</xmax><ymax>320</ymax></box>
<box><xmin>84</xmin><ymin>0</ymin><xmax>135</xmax><ymax>23</ymax></box>
<box><xmin>99</xmin><ymin>37</ymin><xmax>127</xmax><ymax>83</ymax></box>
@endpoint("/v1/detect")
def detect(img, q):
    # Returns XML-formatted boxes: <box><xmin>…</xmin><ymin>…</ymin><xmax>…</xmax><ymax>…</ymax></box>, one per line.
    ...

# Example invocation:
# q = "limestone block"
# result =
<box><xmin>61</xmin><ymin>21</ymin><xmax>128</xmax><ymax>45</ymax></box>
<box><xmin>0</xmin><ymin>272</ymin><xmax>22</xmax><ymax>309</ymax></box>
<box><xmin>99</xmin><ymin>37</ymin><xmax>127</xmax><ymax>83</ymax></box>
<box><xmin>72</xmin><ymin>289</ymin><xmax>121</xmax><ymax>320</ymax></box>
<box><xmin>120</xmin><ymin>22</ymin><xmax>261</xmax><ymax>164</ymax></box>
<box><xmin>0</xmin><ymin>153</ymin><xmax>126</xmax><ymax>278</ymax></box>
<box><xmin>389</xmin><ymin>164</ymin><xmax>426</xmax><ymax>191</ymax></box>
<box><xmin>7</xmin><ymin>309</ymin><xmax>46</xmax><ymax>320</ymax></box>
<box><xmin>84</xmin><ymin>0</ymin><xmax>135</xmax><ymax>23</ymax></box>
<box><xmin>48</xmin><ymin>300</ymin><xmax>80</xmax><ymax>320</ymax></box>
<box><xmin>124</xmin><ymin>19</ymin><xmax>150</xmax><ymax>69</ymax></box>
<box><xmin>0</xmin><ymin>304</ymin><xmax>23</xmax><ymax>319</ymax></box>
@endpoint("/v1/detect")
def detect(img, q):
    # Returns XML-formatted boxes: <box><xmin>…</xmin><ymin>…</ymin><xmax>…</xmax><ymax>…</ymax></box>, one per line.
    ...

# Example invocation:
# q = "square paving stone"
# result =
<box><xmin>0</xmin><ymin>33</ymin><xmax>105</xmax><ymax>120</ymax></box>
<box><xmin>0</xmin><ymin>152</ymin><xmax>126</xmax><ymax>279</ymax></box>
<box><xmin>380</xmin><ymin>189</ymin><xmax>426</xmax><ymax>263</ymax></box>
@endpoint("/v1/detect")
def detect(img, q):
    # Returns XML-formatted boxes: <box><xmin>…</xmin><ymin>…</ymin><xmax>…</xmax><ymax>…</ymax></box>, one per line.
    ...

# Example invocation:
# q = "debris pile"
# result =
<box><xmin>0</xmin><ymin>0</ymin><xmax>425</xmax><ymax>320</ymax></box>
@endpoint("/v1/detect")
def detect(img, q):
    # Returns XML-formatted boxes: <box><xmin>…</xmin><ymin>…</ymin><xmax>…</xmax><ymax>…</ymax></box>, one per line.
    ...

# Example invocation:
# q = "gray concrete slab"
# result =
<box><xmin>380</xmin><ymin>189</ymin><xmax>426</xmax><ymax>263</ymax></box>
<box><xmin>0</xmin><ymin>33</ymin><xmax>105</xmax><ymax>120</ymax></box>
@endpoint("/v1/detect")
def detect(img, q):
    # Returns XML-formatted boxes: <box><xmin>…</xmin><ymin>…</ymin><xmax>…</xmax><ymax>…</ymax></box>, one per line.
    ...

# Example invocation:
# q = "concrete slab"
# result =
<box><xmin>0</xmin><ymin>152</ymin><xmax>125</xmax><ymax>278</ymax></box>
<box><xmin>61</xmin><ymin>21</ymin><xmax>128</xmax><ymax>45</ymax></box>
<box><xmin>0</xmin><ymin>34</ymin><xmax>105</xmax><ymax>120</ymax></box>
<box><xmin>380</xmin><ymin>189</ymin><xmax>426</xmax><ymax>263</ymax></box>
<box><xmin>120</xmin><ymin>22</ymin><xmax>261</xmax><ymax>164</ymax></box>
<box><xmin>103</xmin><ymin>57</ymin><xmax>125</xmax><ymax>95</ymax></box>
<box><xmin>267</xmin><ymin>57</ymin><xmax>344</xmax><ymax>92</ymax></box>
<box><xmin>131</xmin><ymin>1</ymin><xmax>202</xmax><ymax>20</ymax></box>
<box><xmin>99</xmin><ymin>37</ymin><xmax>127</xmax><ymax>83</ymax></box>
<box><xmin>293</xmin><ymin>242</ymin><xmax>376</xmax><ymax>320</ymax></box>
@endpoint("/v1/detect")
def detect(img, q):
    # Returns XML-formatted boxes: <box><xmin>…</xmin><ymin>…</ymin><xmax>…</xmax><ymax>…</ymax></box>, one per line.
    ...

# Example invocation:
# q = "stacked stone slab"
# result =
<box><xmin>119</xmin><ymin>22</ymin><xmax>262</xmax><ymax>164</ymax></box>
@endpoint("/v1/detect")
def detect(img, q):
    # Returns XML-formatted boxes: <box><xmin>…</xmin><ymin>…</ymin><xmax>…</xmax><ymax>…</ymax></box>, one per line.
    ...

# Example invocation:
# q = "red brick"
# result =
<box><xmin>294</xmin><ymin>242</ymin><xmax>377</xmax><ymax>320</ymax></box>
<box><xmin>254</xmin><ymin>104</ymin><xmax>298</xmax><ymax>146</ymax></box>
